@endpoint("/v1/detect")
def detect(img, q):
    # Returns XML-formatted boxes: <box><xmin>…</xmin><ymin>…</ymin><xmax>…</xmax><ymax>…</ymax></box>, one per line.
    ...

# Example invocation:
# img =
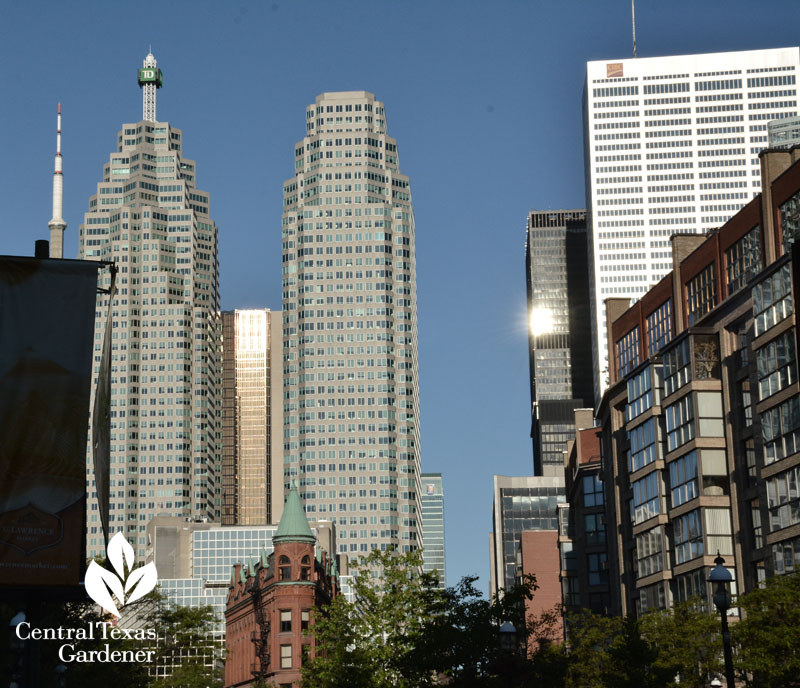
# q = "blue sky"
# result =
<box><xmin>2</xmin><ymin>0</ymin><xmax>799</xmax><ymax>591</ymax></box>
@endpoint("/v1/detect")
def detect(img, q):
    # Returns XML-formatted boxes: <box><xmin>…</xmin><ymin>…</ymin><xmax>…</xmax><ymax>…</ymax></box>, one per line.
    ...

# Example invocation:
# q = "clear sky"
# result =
<box><xmin>2</xmin><ymin>0</ymin><xmax>799</xmax><ymax>591</ymax></box>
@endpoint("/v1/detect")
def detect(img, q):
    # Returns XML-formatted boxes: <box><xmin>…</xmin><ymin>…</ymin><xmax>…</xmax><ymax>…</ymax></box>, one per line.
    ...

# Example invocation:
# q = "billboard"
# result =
<box><xmin>0</xmin><ymin>256</ymin><xmax>99</xmax><ymax>587</ymax></box>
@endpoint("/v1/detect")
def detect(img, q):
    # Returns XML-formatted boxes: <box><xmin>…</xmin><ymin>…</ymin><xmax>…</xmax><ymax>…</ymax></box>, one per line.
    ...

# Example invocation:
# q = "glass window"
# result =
<box><xmin>637</xmin><ymin>582</ymin><xmax>667</xmax><ymax>613</ymax></box>
<box><xmin>674</xmin><ymin>509</ymin><xmax>704</xmax><ymax>564</ymax></box>
<box><xmin>560</xmin><ymin>541</ymin><xmax>577</xmax><ymax>572</ymax></box>
<box><xmin>772</xmin><ymin>534</ymin><xmax>800</xmax><ymax>574</ymax></box>
<box><xmin>753</xmin><ymin>265</ymin><xmax>793</xmax><ymax>337</ymax></box>
<box><xmin>665</xmin><ymin>394</ymin><xmax>695</xmax><ymax>452</ymax></box>
<box><xmin>762</xmin><ymin>394</ymin><xmax>800</xmax><ymax>465</ymax></box>
<box><xmin>584</xmin><ymin>513</ymin><xmax>606</xmax><ymax>546</ymax></box>
<box><xmin>279</xmin><ymin>555</ymin><xmax>292</xmax><ymax>581</ymax></box>
<box><xmin>617</xmin><ymin>326</ymin><xmax>641</xmax><ymax>379</ymax></box>
<box><xmin>629</xmin><ymin>418</ymin><xmax>658</xmax><ymax>473</ymax></box>
<box><xmin>673</xmin><ymin>567</ymin><xmax>707</xmax><ymax>606</ymax></box>
<box><xmin>301</xmin><ymin>610</ymin><xmax>310</xmax><ymax>631</ymax></box>
<box><xmin>780</xmin><ymin>189</ymin><xmax>800</xmax><ymax>252</ymax></box>
<box><xmin>687</xmin><ymin>264</ymin><xmax>716</xmax><ymax>325</ymax></box>
<box><xmin>663</xmin><ymin>339</ymin><xmax>690</xmax><ymax>396</ymax></box>
<box><xmin>726</xmin><ymin>227</ymin><xmax>761</xmax><ymax>294</ymax></box>
<box><xmin>631</xmin><ymin>472</ymin><xmax>661</xmax><ymax>525</ymax></box>
<box><xmin>627</xmin><ymin>366</ymin><xmax>661</xmax><ymax>421</ymax></box>
<box><xmin>646</xmin><ymin>299</ymin><xmax>673</xmax><ymax>356</ymax></box>
<box><xmin>756</xmin><ymin>331</ymin><xmax>797</xmax><ymax>400</ymax></box>
<box><xmin>280</xmin><ymin>644</ymin><xmax>292</xmax><ymax>669</ymax></box>
<box><xmin>588</xmin><ymin>552</ymin><xmax>608</xmax><ymax>586</ymax></box>
<box><xmin>280</xmin><ymin>610</ymin><xmax>292</xmax><ymax>633</ymax></box>
<box><xmin>635</xmin><ymin>526</ymin><xmax>664</xmax><ymax>579</ymax></box>
<box><xmin>766</xmin><ymin>465</ymin><xmax>800</xmax><ymax>532</ymax></box>
<box><xmin>583</xmin><ymin>474</ymin><xmax>604</xmax><ymax>507</ymax></box>
<box><xmin>670</xmin><ymin>451</ymin><xmax>698</xmax><ymax>507</ymax></box>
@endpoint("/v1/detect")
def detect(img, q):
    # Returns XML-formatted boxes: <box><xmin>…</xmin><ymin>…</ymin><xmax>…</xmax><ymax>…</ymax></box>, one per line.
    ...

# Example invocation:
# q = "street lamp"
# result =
<box><xmin>498</xmin><ymin>621</ymin><xmax>517</xmax><ymax>654</ymax></box>
<box><xmin>710</xmin><ymin>679</ymin><xmax>722</xmax><ymax>688</ymax></box>
<box><xmin>708</xmin><ymin>553</ymin><xmax>736</xmax><ymax>688</ymax></box>
<box><xmin>8</xmin><ymin>611</ymin><xmax>25</xmax><ymax>688</ymax></box>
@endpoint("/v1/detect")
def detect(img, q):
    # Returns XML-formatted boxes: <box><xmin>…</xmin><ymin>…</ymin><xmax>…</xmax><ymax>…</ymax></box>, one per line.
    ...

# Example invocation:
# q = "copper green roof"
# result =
<box><xmin>273</xmin><ymin>485</ymin><xmax>316</xmax><ymax>544</ymax></box>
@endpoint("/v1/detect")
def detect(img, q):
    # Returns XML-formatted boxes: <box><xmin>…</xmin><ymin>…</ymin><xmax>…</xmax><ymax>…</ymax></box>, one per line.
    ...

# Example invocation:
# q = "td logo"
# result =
<box><xmin>85</xmin><ymin>532</ymin><xmax>158</xmax><ymax>617</ymax></box>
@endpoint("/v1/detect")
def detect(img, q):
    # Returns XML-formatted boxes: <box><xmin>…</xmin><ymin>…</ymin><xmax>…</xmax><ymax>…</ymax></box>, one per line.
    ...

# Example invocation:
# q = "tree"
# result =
<box><xmin>301</xmin><ymin>548</ymin><xmax>441</xmax><ymax>688</ymax></box>
<box><xmin>733</xmin><ymin>571</ymin><xmax>800</xmax><ymax>688</ymax></box>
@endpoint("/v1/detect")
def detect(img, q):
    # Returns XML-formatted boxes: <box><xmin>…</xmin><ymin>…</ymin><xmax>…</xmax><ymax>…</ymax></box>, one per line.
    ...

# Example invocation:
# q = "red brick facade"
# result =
<box><xmin>224</xmin><ymin>540</ymin><xmax>338</xmax><ymax>687</ymax></box>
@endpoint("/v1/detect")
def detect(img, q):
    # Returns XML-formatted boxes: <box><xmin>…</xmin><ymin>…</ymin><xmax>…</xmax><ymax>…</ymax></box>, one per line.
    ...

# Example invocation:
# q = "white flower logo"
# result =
<box><xmin>85</xmin><ymin>532</ymin><xmax>158</xmax><ymax>617</ymax></box>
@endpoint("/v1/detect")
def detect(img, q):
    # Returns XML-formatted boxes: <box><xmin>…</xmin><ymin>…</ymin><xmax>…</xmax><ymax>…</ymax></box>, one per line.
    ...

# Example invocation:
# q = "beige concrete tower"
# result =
<box><xmin>221</xmin><ymin>309</ymin><xmax>284</xmax><ymax>526</ymax></box>
<box><xmin>282</xmin><ymin>91</ymin><xmax>421</xmax><ymax>557</ymax></box>
<box><xmin>78</xmin><ymin>53</ymin><xmax>220</xmax><ymax>559</ymax></box>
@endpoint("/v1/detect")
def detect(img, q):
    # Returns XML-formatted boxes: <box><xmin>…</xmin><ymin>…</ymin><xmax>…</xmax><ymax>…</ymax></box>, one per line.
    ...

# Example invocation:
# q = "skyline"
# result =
<box><xmin>3</xmin><ymin>0</ymin><xmax>800</xmax><ymax>590</ymax></box>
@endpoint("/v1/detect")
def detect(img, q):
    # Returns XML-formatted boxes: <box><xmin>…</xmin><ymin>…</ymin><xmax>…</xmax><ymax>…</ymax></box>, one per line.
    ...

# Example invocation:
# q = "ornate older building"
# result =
<box><xmin>225</xmin><ymin>487</ymin><xmax>339</xmax><ymax>688</ymax></box>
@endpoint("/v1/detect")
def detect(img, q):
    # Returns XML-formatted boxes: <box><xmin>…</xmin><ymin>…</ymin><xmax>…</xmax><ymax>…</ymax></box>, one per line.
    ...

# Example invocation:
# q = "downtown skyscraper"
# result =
<box><xmin>526</xmin><ymin>209</ymin><xmax>593</xmax><ymax>477</ymax></box>
<box><xmin>281</xmin><ymin>91</ymin><xmax>421</xmax><ymax>557</ymax></box>
<box><xmin>79</xmin><ymin>53</ymin><xmax>220</xmax><ymax>559</ymax></box>
<box><xmin>584</xmin><ymin>47</ymin><xmax>800</xmax><ymax>400</ymax></box>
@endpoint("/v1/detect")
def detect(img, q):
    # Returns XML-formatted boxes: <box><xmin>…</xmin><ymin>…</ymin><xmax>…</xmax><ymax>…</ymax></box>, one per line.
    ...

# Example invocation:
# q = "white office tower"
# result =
<box><xmin>79</xmin><ymin>53</ymin><xmax>220</xmax><ymax>558</ymax></box>
<box><xmin>281</xmin><ymin>91</ymin><xmax>422</xmax><ymax>557</ymax></box>
<box><xmin>585</xmin><ymin>47</ymin><xmax>800</xmax><ymax>399</ymax></box>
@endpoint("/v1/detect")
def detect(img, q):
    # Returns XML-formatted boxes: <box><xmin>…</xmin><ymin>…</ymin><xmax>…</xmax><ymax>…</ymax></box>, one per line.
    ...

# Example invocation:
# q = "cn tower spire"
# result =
<box><xmin>138</xmin><ymin>51</ymin><xmax>163</xmax><ymax>122</ymax></box>
<box><xmin>48</xmin><ymin>103</ymin><xmax>66</xmax><ymax>259</ymax></box>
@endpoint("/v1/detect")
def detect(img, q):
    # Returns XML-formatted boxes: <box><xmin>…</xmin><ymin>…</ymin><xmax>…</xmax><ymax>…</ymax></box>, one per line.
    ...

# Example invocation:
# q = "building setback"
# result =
<box><xmin>591</xmin><ymin>146</ymin><xmax>800</xmax><ymax>618</ymax></box>
<box><xmin>78</xmin><ymin>53</ymin><xmax>220</xmax><ymax>558</ymax></box>
<box><xmin>222</xmin><ymin>309</ymin><xmax>284</xmax><ymax>526</ymax></box>
<box><xmin>281</xmin><ymin>91</ymin><xmax>421</xmax><ymax>556</ymax></box>
<box><xmin>420</xmin><ymin>472</ymin><xmax>446</xmax><ymax>586</ymax></box>
<box><xmin>526</xmin><ymin>209</ymin><xmax>593</xmax><ymax>477</ymax></box>
<box><xmin>584</xmin><ymin>47</ymin><xmax>800</xmax><ymax>401</ymax></box>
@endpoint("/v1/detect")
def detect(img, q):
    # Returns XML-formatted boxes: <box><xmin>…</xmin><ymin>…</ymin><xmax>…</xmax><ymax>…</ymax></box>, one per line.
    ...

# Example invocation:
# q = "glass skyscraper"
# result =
<box><xmin>79</xmin><ymin>53</ymin><xmax>220</xmax><ymax>558</ymax></box>
<box><xmin>526</xmin><ymin>210</ymin><xmax>593</xmax><ymax>477</ymax></box>
<box><xmin>281</xmin><ymin>91</ymin><xmax>421</xmax><ymax>556</ymax></box>
<box><xmin>420</xmin><ymin>473</ymin><xmax>445</xmax><ymax>586</ymax></box>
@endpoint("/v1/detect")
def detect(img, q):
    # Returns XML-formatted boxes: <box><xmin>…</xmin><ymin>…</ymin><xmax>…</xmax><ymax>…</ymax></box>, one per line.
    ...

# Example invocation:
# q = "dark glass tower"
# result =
<box><xmin>525</xmin><ymin>210</ymin><xmax>593</xmax><ymax>476</ymax></box>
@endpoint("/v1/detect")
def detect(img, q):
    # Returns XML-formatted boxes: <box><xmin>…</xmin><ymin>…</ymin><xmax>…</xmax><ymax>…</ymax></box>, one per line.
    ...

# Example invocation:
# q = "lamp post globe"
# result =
<box><xmin>707</xmin><ymin>553</ymin><xmax>735</xmax><ymax>688</ymax></box>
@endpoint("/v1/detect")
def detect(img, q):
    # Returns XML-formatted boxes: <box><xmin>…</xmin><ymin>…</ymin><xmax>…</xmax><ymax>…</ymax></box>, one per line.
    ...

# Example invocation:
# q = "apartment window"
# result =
<box><xmin>665</xmin><ymin>394</ymin><xmax>694</xmax><ymax>451</ymax></box>
<box><xmin>664</xmin><ymin>339</ymin><xmax>690</xmax><ymax>396</ymax></box>
<box><xmin>646</xmin><ymin>299</ymin><xmax>673</xmax><ymax>355</ymax></box>
<box><xmin>631</xmin><ymin>472</ymin><xmax>661</xmax><ymax>525</ymax></box>
<box><xmin>670</xmin><ymin>450</ymin><xmax>698</xmax><ymax>507</ymax></box>
<box><xmin>756</xmin><ymin>330</ymin><xmax>797</xmax><ymax>400</ymax></box>
<box><xmin>617</xmin><ymin>326</ymin><xmax>641</xmax><ymax>378</ymax></box>
<box><xmin>780</xmin><ymin>189</ymin><xmax>800</xmax><ymax>251</ymax></box>
<box><xmin>280</xmin><ymin>644</ymin><xmax>292</xmax><ymax>669</ymax></box>
<box><xmin>562</xmin><ymin>576</ymin><xmax>580</xmax><ymax>606</ymax></box>
<box><xmin>766</xmin><ymin>464</ymin><xmax>800</xmax><ymax>532</ymax></box>
<box><xmin>726</xmin><ymin>227</ymin><xmax>761</xmax><ymax>294</ymax></box>
<box><xmin>629</xmin><ymin>418</ymin><xmax>658</xmax><ymax>472</ymax></box>
<box><xmin>674</xmin><ymin>568</ymin><xmax>707</xmax><ymax>606</ymax></box>
<box><xmin>638</xmin><ymin>582</ymin><xmax>667</xmax><ymax>613</ymax></box>
<box><xmin>583</xmin><ymin>475</ymin><xmax>604</xmax><ymax>507</ymax></box>
<box><xmin>687</xmin><ymin>264</ymin><xmax>717</xmax><ymax>325</ymax></box>
<box><xmin>762</xmin><ymin>394</ymin><xmax>800</xmax><ymax>465</ymax></box>
<box><xmin>561</xmin><ymin>542</ymin><xmax>577</xmax><ymax>571</ymax></box>
<box><xmin>627</xmin><ymin>366</ymin><xmax>658</xmax><ymax>421</ymax></box>
<box><xmin>753</xmin><ymin>265</ymin><xmax>793</xmax><ymax>337</ymax></box>
<box><xmin>301</xmin><ymin>554</ymin><xmax>312</xmax><ymax>581</ymax></box>
<box><xmin>635</xmin><ymin>526</ymin><xmax>664</xmax><ymax>578</ymax></box>
<box><xmin>280</xmin><ymin>610</ymin><xmax>292</xmax><ymax>633</ymax></box>
<box><xmin>588</xmin><ymin>552</ymin><xmax>608</xmax><ymax>585</ymax></box>
<box><xmin>773</xmin><ymin>535</ymin><xmax>800</xmax><ymax>574</ymax></box>
<box><xmin>674</xmin><ymin>509</ymin><xmax>704</xmax><ymax>564</ymax></box>
<box><xmin>279</xmin><ymin>555</ymin><xmax>291</xmax><ymax>581</ymax></box>
<box><xmin>585</xmin><ymin>513</ymin><xmax>607</xmax><ymax>546</ymax></box>
<box><xmin>301</xmin><ymin>610</ymin><xmax>310</xmax><ymax>631</ymax></box>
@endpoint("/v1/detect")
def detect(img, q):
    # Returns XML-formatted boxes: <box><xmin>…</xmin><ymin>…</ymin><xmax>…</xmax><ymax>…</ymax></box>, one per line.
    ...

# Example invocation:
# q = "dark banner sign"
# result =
<box><xmin>0</xmin><ymin>256</ymin><xmax>99</xmax><ymax>587</ymax></box>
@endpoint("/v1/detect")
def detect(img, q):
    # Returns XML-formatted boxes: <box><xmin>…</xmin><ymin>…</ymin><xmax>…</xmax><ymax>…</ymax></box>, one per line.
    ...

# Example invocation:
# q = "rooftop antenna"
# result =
<box><xmin>632</xmin><ymin>0</ymin><xmax>637</xmax><ymax>58</ymax></box>
<box><xmin>48</xmin><ymin>103</ymin><xmax>66</xmax><ymax>259</ymax></box>
<box><xmin>138</xmin><ymin>50</ymin><xmax>163</xmax><ymax>122</ymax></box>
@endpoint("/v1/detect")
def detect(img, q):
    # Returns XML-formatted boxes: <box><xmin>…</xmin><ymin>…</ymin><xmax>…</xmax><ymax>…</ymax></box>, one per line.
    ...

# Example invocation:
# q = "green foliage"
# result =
<box><xmin>733</xmin><ymin>571</ymin><xmax>800</xmax><ymax>688</ymax></box>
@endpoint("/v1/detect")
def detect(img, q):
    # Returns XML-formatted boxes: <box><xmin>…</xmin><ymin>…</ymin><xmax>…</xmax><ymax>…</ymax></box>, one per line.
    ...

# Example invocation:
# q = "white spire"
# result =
<box><xmin>139</xmin><ymin>51</ymin><xmax>162</xmax><ymax>122</ymax></box>
<box><xmin>48</xmin><ymin>103</ymin><xmax>66</xmax><ymax>259</ymax></box>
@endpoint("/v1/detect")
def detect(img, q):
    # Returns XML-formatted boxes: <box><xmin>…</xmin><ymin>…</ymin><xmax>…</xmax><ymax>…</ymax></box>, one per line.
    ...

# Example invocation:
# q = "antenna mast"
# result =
<box><xmin>48</xmin><ymin>103</ymin><xmax>66</xmax><ymax>259</ymax></box>
<box><xmin>632</xmin><ymin>0</ymin><xmax>637</xmax><ymax>58</ymax></box>
<box><xmin>138</xmin><ymin>51</ymin><xmax>163</xmax><ymax>122</ymax></box>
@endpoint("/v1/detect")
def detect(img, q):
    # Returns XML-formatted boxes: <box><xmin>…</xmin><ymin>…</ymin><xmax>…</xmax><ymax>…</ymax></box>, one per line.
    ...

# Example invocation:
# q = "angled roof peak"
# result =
<box><xmin>273</xmin><ymin>484</ymin><xmax>315</xmax><ymax>544</ymax></box>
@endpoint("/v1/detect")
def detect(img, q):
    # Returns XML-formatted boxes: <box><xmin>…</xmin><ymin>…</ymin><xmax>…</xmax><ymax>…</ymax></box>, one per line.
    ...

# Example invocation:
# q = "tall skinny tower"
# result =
<box><xmin>48</xmin><ymin>104</ymin><xmax>66</xmax><ymax>259</ymax></box>
<box><xmin>138</xmin><ymin>51</ymin><xmax>163</xmax><ymax>123</ymax></box>
<box><xmin>282</xmin><ymin>91</ymin><xmax>422</xmax><ymax>557</ymax></box>
<box><xmin>79</xmin><ymin>54</ymin><xmax>220</xmax><ymax>559</ymax></box>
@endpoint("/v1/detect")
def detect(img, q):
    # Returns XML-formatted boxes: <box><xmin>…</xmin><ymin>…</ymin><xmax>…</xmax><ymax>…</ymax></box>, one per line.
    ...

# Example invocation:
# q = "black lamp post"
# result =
<box><xmin>708</xmin><ymin>553</ymin><xmax>736</xmax><ymax>688</ymax></box>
